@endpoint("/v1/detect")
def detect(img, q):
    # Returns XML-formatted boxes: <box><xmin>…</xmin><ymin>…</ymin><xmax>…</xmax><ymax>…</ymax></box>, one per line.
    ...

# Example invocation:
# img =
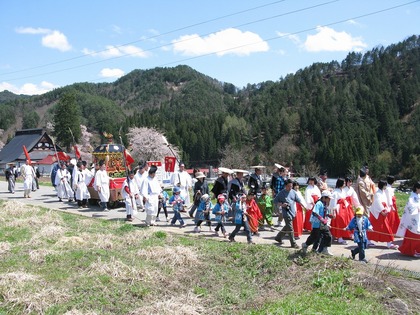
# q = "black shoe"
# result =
<box><xmin>291</xmin><ymin>243</ymin><xmax>299</xmax><ymax>249</ymax></box>
<box><xmin>274</xmin><ymin>236</ymin><xmax>283</xmax><ymax>244</ymax></box>
<box><xmin>350</xmin><ymin>249</ymin><xmax>356</xmax><ymax>260</ymax></box>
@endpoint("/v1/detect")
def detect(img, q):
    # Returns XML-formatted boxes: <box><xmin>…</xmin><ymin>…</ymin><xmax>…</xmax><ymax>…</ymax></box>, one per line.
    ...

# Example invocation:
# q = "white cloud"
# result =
<box><xmin>172</xmin><ymin>28</ymin><xmax>269</xmax><ymax>56</ymax></box>
<box><xmin>304</xmin><ymin>26</ymin><xmax>367</xmax><ymax>52</ymax></box>
<box><xmin>41</xmin><ymin>30</ymin><xmax>72</xmax><ymax>51</ymax></box>
<box><xmin>99</xmin><ymin>68</ymin><xmax>125</xmax><ymax>78</ymax></box>
<box><xmin>15</xmin><ymin>27</ymin><xmax>50</xmax><ymax>34</ymax></box>
<box><xmin>16</xmin><ymin>27</ymin><xmax>71</xmax><ymax>51</ymax></box>
<box><xmin>82</xmin><ymin>45</ymin><xmax>149</xmax><ymax>58</ymax></box>
<box><xmin>0</xmin><ymin>81</ymin><xmax>58</xmax><ymax>95</ymax></box>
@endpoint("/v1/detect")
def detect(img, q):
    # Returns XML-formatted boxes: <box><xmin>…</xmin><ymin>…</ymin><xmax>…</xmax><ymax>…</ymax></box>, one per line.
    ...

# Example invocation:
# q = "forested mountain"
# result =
<box><xmin>1</xmin><ymin>35</ymin><xmax>419</xmax><ymax>179</ymax></box>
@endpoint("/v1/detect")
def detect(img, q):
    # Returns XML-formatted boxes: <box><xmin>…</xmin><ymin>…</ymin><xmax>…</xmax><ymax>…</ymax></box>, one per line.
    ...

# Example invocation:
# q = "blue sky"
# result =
<box><xmin>0</xmin><ymin>0</ymin><xmax>419</xmax><ymax>95</ymax></box>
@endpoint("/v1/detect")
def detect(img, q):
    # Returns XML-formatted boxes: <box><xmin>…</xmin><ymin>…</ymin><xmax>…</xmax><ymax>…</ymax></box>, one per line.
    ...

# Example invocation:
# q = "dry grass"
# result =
<box><xmin>0</xmin><ymin>200</ymin><xmax>63</xmax><ymax>229</ymax></box>
<box><xmin>85</xmin><ymin>256</ymin><xmax>145</xmax><ymax>284</ymax></box>
<box><xmin>28</xmin><ymin>249</ymin><xmax>58</xmax><ymax>264</ymax></box>
<box><xmin>136</xmin><ymin>245</ymin><xmax>201</xmax><ymax>269</ymax></box>
<box><xmin>0</xmin><ymin>271</ymin><xmax>70</xmax><ymax>314</ymax></box>
<box><xmin>0</xmin><ymin>241</ymin><xmax>11</xmax><ymax>255</ymax></box>
<box><xmin>63</xmin><ymin>311</ymin><xmax>99</xmax><ymax>315</ymax></box>
<box><xmin>131</xmin><ymin>292</ymin><xmax>206</xmax><ymax>315</ymax></box>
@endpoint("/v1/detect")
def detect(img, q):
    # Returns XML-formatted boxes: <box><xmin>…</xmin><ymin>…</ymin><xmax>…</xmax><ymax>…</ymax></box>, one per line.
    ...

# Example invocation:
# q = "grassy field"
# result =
<box><xmin>0</xmin><ymin>199</ymin><xmax>419</xmax><ymax>314</ymax></box>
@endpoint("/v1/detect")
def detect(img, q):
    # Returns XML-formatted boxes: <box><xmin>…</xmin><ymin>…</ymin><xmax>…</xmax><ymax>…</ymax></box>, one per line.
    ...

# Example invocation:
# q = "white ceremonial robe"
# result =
<box><xmin>172</xmin><ymin>170</ymin><xmax>192</xmax><ymax>206</ymax></box>
<box><xmin>141</xmin><ymin>175</ymin><xmax>161</xmax><ymax>224</ymax></box>
<box><xmin>55</xmin><ymin>168</ymin><xmax>74</xmax><ymax>199</ymax></box>
<box><xmin>75</xmin><ymin>169</ymin><xmax>90</xmax><ymax>200</ymax></box>
<box><xmin>122</xmin><ymin>178</ymin><xmax>139</xmax><ymax>216</ymax></box>
<box><xmin>94</xmin><ymin>169</ymin><xmax>110</xmax><ymax>202</ymax></box>
<box><xmin>21</xmin><ymin>164</ymin><xmax>35</xmax><ymax>191</ymax></box>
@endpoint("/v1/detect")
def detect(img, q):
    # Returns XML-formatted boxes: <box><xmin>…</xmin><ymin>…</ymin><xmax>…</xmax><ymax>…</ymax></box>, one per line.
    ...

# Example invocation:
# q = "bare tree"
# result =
<box><xmin>219</xmin><ymin>144</ymin><xmax>255</xmax><ymax>169</ymax></box>
<box><xmin>127</xmin><ymin>127</ymin><xmax>180</xmax><ymax>162</ymax></box>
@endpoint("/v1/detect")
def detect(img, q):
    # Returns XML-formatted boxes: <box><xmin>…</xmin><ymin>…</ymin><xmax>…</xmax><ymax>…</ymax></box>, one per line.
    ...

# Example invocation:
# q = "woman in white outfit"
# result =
<box><xmin>21</xmin><ymin>160</ymin><xmax>35</xmax><ymax>198</ymax></box>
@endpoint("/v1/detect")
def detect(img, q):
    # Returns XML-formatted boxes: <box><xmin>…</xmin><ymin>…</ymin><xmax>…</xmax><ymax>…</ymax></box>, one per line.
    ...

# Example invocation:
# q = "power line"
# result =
<box><xmin>1</xmin><ymin>0</ymin><xmax>340</xmax><ymax>82</ymax></box>
<box><xmin>0</xmin><ymin>0</ymin><xmax>288</xmax><ymax>77</ymax></box>
<box><xmin>2</xmin><ymin>0</ymin><xmax>418</xmax><ymax>85</ymax></box>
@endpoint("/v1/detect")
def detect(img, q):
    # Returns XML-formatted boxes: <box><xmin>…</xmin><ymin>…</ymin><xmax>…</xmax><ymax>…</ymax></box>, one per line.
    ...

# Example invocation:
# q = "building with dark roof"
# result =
<box><xmin>0</xmin><ymin>128</ymin><xmax>64</xmax><ymax>171</ymax></box>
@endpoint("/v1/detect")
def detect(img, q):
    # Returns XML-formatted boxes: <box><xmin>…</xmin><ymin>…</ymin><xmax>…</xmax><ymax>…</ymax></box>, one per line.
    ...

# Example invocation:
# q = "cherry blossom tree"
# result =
<box><xmin>75</xmin><ymin>125</ymin><xmax>94</xmax><ymax>162</ymax></box>
<box><xmin>127</xmin><ymin>127</ymin><xmax>180</xmax><ymax>162</ymax></box>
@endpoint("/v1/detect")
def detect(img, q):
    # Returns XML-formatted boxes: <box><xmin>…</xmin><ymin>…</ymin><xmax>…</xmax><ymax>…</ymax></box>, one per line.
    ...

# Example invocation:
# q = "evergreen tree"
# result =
<box><xmin>53</xmin><ymin>92</ymin><xmax>81</xmax><ymax>151</ymax></box>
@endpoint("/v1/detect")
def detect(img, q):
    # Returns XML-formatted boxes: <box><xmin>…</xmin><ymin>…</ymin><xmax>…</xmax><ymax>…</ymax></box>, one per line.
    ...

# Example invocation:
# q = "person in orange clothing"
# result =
<box><xmin>292</xmin><ymin>181</ymin><xmax>307</xmax><ymax>239</ymax></box>
<box><xmin>385</xmin><ymin>175</ymin><xmax>400</xmax><ymax>234</ymax></box>
<box><xmin>330</xmin><ymin>178</ymin><xmax>353</xmax><ymax>245</ymax></box>
<box><xmin>245</xmin><ymin>191</ymin><xmax>263</xmax><ymax>236</ymax></box>
<box><xmin>368</xmin><ymin>180</ymin><xmax>398</xmax><ymax>249</ymax></box>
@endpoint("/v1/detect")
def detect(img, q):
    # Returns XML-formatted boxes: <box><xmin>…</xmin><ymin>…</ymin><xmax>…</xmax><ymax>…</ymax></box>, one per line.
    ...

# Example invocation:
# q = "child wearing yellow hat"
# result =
<box><xmin>345</xmin><ymin>206</ymin><xmax>373</xmax><ymax>263</ymax></box>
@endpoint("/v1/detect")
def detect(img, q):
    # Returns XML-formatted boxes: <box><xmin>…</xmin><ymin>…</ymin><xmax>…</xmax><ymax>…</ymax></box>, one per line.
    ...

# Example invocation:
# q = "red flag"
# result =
<box><xmin>164</xmin><ymin>156</ymin><xmax>176</xmax><ymax>172</ymax></box>
<box><xmin>57</xmin><ymin>151</ymin><xmax>70</xmax><ymax>161</ymax></box>
<box><xmin>123</xmin><ymin>149</ymin><xmax>135</xmax><ymax>168</ymax></box>
<box><xmin>23</xmin><ymin>145</ymin><xmax>31</xmax><ymax>164</ymax></box>
<box><xmin>74</xmin><ymin>145</ymin><xmax>81</xmax><ymax>160</ymax></box>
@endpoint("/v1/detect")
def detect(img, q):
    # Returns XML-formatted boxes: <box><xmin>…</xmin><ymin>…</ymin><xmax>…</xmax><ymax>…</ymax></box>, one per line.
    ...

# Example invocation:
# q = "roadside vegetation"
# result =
<box><xmin>0</xmin><ymin>199</ymin><xmax>418</xmax><ymax>314</ymax></box>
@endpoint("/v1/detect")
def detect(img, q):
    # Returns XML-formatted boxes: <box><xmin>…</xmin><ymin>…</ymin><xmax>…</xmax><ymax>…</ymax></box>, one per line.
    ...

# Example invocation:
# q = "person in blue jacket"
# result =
<box><xmin>345</xmin><ymin>206</ymin><xmax>373</xmax><ymax>263</ymax></box>
<box><xmin>228</xmin><ymin>193</ymin><xmax>253</xmax><ymax>244</ymax></box>
<box><xmin>212</xmin><ymin>194</ymin><xmax>230</xmax><ymax>237</ymax></box>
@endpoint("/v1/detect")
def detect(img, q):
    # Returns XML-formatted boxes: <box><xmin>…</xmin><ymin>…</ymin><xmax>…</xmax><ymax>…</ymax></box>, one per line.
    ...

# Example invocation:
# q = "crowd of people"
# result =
<box><xmin>4</xmin><ymin>159</ymin><xmax>420</xmax><ymax>260</ymax></box>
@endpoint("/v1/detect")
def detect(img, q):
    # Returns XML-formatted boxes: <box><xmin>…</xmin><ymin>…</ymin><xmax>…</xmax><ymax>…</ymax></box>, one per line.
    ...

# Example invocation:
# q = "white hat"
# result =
<box><xmin>250</xmin><ymin>165</ymin><xmax>266</xmax><ymax>169</ymax></box>
<box><xmin>274</xmin><ymin>163</ymin><xmax>285</xmax><ymax>169</ymax></box>
<box><xmin>321</xmin><ymin>190</ymin><xmax>333</xmax><ymax>199</ymax></box>
<box><xmin>218</xmin><ymin>167</ymin><xmax>233</xmax><ymax>174</ymax></box>
<box><xmin>232</xmin><ymin>169</ymin><xmax>249</xmax><ymax>174</ymax></box>
<box><xmin>195</xmin><ymin>171</ymin><xmax>206</xmax><ymax>179</ymax></box>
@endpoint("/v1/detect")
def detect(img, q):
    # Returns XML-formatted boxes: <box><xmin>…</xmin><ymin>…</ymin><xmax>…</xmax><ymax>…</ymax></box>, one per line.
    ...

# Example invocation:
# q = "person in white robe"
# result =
<box><xmin>54</xmin><ymin>162</ymin><xmax>74</xmax><ymax>201</ymax></box>
<box><xmin>134</xmin><ymin>162</ymin><xmax>148</xmax><ymax>211</ymax></box>
<box><xmin>171</xmin><ymin>162</ymin><xmax>192</xmax><ymax>206</ymax></box>
<box><xmin>141</xmin><ymin>165</ymin><xmax>161</xmax><ymax>226</ymax></box>
<box><xmin>122</xmin><ymin>171</ymin><xmax>140</xmax><ymax>222</ymax></box>
<box><xmin>94</xmin><ymin>161</ymin><xmax>110</xmax><ymax>211</ymax></box>
<box><xmin>396</xmin><ymin>181</ymin><xmax>420</xmax><ymax>257</ymax></box>
<box><xmin>74</xmin><ymin>161</ymin><xmax>91</xmax><ymax>208</ymax></box>
<box><xmin>21</xmin><ymin>160</ymin><xmax>36</xmax><ymax>198</ymax></box>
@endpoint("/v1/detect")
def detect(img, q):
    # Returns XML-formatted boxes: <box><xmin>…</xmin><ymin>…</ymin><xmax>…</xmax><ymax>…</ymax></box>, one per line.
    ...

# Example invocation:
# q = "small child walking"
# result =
<box><xmin>257</xmin><ymin>184</ymin><xmax>275</xmax><ymax>231</ymax></box>
<box><xmin>194</xmin><ymin>194</ymin><xmax>213</xmax><ymax>232</ymax></box>
<box><xmin>229</xmin><ymin>193</ymin><xmax>253</xmax><ymax>244</ymax></box>
<box><xmin>212</xmin><ymin>194</ymin><xmax>230</xmax><ymax>237</ymax></box>
<box><xmin>169</xmin><ymin>187</ymin><xmax>187</xmax><ymax>227</ymax></box>
<box><xmin>345</xmin><ymin>206</ymin><xmax>373</xmax><ymax>263</ymax></box>
<box><xmin>157</xmin><ymin>186</ymin><xmax>169</xmax><ymax>222</ymax></box>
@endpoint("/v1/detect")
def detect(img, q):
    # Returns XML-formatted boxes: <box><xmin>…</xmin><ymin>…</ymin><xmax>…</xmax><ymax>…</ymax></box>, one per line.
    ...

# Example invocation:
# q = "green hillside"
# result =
<box><xmin>1</xmin><ymin>35</ymin><xmax>419</xmax><ymax>179</ymax></box>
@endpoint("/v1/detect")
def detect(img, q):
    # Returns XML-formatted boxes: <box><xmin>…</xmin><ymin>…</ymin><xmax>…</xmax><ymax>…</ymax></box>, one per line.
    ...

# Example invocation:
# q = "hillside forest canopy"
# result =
<box><xmin>0</xmin><ymin>35</ymin><xmax>419</xmax><ymax>180</ymax></box>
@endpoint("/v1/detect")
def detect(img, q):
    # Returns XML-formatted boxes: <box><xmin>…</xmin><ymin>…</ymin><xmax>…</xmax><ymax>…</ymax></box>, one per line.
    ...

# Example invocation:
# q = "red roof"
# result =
<box><xmin>38</xmin><ymin>154</ymin><xmax>59</xmax><ymax>165</ymax></box>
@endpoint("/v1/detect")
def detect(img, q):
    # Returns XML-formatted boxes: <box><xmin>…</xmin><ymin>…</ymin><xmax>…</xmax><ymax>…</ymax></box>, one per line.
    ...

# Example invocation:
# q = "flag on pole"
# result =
<box><xmin>164</xmin><ymin>156</ymin><xmax>176</xmax><ymax>172</ymax></box>
<box><xmin>74</xmin><ymin>145</ymin><xmax>81</xmax><ymax>160</ymax></box>
<box><xmin>22</xmin><ymin>145</ymin><xmax>31</xmax><ymax>164</ymax></box>
<box><xmin>57</xmin><ymin>151</ymin><xmax>70</xmax><ymax>161</ymax></box>
<box><xmin>123</xmin><ymin>149</ymin><xmax>135</xmax><ymax>169</ymax></box>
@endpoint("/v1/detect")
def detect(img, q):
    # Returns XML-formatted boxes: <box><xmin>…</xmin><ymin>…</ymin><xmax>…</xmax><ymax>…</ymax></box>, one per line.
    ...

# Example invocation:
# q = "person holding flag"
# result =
<box><xmin>20</xmin><ymin>159</ymin><xmax>36</xmax><ymax>198</ymax></box>
<box><xmin>122</xmin><ymin>170</ymin><xmax>140</xmax><ymax>222</ymax></box>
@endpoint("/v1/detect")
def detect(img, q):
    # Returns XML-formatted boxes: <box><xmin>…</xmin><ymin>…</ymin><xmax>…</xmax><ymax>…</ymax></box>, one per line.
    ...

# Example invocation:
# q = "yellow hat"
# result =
<box><xmin>355</xmin><ymin>206</ymin><xmax>364</xmax><ymax>215</ymax></box>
